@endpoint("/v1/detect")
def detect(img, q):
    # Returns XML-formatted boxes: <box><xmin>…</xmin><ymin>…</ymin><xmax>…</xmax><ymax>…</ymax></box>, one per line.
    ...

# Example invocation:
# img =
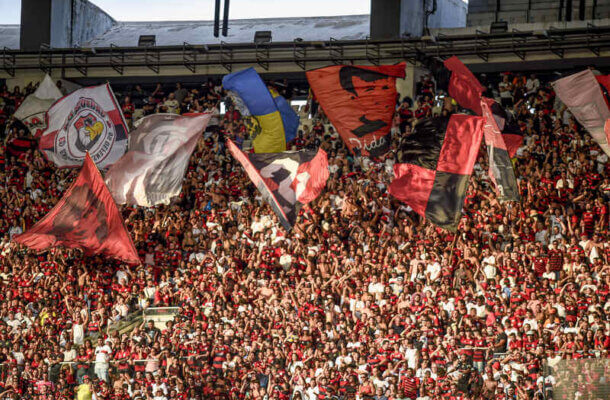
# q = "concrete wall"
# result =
<box><xmin>400</xmin><ymin>0</ymin><xmax>467</xmax><ymax>37</ymax></box>
<box><xmin>71</xmin><ymin>0</ymin><xmax>115</xmax><ymax>47</ymax></box>
<box><xmin>20</xmin><ymin>0</ymin><xmax>115</xmax><ymax>49</ymax></box>
<box><xmin>429</xmin><ymin>0</ymin><xmax>468</xmax><ymax>29</ymax></box>
<box><xmin>50</xmin><ymin>0</ymin><xmax>72</xmax><ymax>48</ymax></box>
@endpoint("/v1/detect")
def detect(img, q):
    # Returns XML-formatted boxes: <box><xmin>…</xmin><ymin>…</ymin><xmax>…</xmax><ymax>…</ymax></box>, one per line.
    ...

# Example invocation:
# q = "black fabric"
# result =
<box><xmin>248</xmin><ymin>150</ymin><xmax>318</xmax><ymax>230</ymax></box>
<box><xmin>489</xmin><ymin>146</ymin><xmax>520</xmax><ymax>202</ymax></box>
<box><xmin>425</xmin><ymin>171</ymin><xmax>469</xmax><ymax>232</ymax></box>
<box><xmin>398</xmin><ymin>116</ymin><xmax>449</xmax><ymax>169</ymax></box>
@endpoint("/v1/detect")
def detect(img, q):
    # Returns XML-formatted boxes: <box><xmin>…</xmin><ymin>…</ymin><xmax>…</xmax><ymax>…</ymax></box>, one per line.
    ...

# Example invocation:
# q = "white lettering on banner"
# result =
<box><xmin>348</xmin><ymin>134</ymin><xmax>388</xmax><ymax>153</ymax></box>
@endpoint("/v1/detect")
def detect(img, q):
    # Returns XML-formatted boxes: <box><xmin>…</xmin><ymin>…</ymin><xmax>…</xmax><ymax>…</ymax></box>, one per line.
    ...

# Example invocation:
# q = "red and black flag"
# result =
<box><xmin>15</xmin><ymin>152</ymin><xmax>140</xmax><ymax>264</ymax></box>
<box><xmin>481</xmin><ymin>99</ymin><xmax>520</xmax><ymax>202</ymax></box>
<box><xmin>227</xmin><ymin>139</ymin><xmax>329</xmax><ymax>230</ymax></box>
<box><xmin>389</xmin><ymin>114</ymin><xmax>484</xmax><ymax>231</ymax></box>
<box><xmin>485</xmin><ymin>98</ymin><xmax>523</xmax><ymax>158</ymax></box>
<box><xmin>7</xmin><ymin>136</ymin><xmax>37</xmax><ymax>157</ymax></box>
<box><xmin>306</xmin><ymin>63</ymin><xmax>405</xmax><ymax>157</ymax></box>
<box><xmin>444</xmin><ymin>56</ymin><xmax>485</xmax><ymax>116</ymax></box>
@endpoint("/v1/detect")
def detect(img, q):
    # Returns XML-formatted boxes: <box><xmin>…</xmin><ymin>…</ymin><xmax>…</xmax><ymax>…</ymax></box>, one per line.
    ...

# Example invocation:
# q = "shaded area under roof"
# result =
<box><xmin>85</xmin><ymin>15</ymin><xmax>369</xmax><ymax>47</ymax></box>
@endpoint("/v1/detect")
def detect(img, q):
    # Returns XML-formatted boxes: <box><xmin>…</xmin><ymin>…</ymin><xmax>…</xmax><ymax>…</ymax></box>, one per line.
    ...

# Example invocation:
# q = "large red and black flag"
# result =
<box><xmin>15</xmin><ymin>153</ymin><xmax>140</xmax><ymax>264</ymax></box>
<box><xmin>481</xmin><ymin>99</ymin><xmax>520</xmax><ymax>202</ymax></box>
<box><xmin>444</xmin><ymin>56</ymin><xmax>485</xmax><ymax>116</ymax></box>
<box><xmin>227</xmin><ymin>139</ymin><xmax>329</xmax><ymax>230</ymax></box>
<box><xmin>306</xmin><ymin>63</ymin><xmax>405</xmax><ymax>157</ymax></box>
<box><xmin>486</xmin><ymin>99</ymin><xmax>524</xmax><ymax>158</ymax></box>
<box><xmin>389</xmin><ymin>114</ymin><xmax>484</xmax><ymax>231</ymax></box>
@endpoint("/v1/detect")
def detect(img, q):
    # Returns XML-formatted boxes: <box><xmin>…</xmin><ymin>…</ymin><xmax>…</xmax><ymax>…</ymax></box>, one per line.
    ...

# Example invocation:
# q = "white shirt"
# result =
<box><xmin>95</xmin><ymin>344</ymin><xmax>112</xmax><ymax>364</ymax></box>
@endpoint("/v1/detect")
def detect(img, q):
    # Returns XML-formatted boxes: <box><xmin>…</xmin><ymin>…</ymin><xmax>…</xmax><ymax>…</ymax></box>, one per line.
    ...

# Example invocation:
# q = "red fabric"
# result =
<box><xmin>481</xmin><ymin>99</ymin><xmax>508</xmax><ymax>150</ymax></box>
<box><xmin>293</xmin><ymin>148</ymin><xmax>329</xmax><ymax>204</ymax></box>
<box><xmin>436</xmin><ymin>115</ymin><xmax>485</xmax><ymax>175</ymax></box>
<box><xmin>388</xmin><ymin>163</ymin><xmax>436</xmax><ymax>217</ymax></box>
<box><xmin>444</xmin><ymin>56</ymin><xmax>485</xmax><ymax>115</ymax></box>
<box><xmin>306</xmin><ymin>63</ymin><xmax>405</xmax><ymax>157</ymax></box>
<box><xmin>15</xmin><ymin>153</ymin><xmax>140</xmax><ymax>264</ymax></box>
<box><xmin>606</xmin><ymin>119</ymin><xmax>610</xmax><ymax>146</ymax></box>
<box><xmin>596</xmin><ymin>75</ymin><xmax>610</xmax><ymax>93</ymax></box>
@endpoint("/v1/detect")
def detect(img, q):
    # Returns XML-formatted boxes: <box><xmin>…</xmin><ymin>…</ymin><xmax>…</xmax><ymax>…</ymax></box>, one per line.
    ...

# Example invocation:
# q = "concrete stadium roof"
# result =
<box><xmin>0</xmin><ymin>15</ymin><xmax>370</xmax><ymax>49</ymax></box>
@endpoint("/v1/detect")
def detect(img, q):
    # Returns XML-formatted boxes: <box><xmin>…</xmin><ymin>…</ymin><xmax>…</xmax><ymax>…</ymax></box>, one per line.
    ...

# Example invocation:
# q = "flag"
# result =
<box><xmin>15</xmin><ymin>153</ymin><xmax>139</xmax><ymax>264</ymax></box>
<box><xmin>38</xmin><ymin>83</ymin><xmax>129</xmax><ymax>168</ymax></box>
<box><xmin>486</xmin><ymin>100</ymin><xmax>524</xmax><ymax>158</ymax></box>
<box><xmin>222</xmin><ymin>68</ymin><xmax>299</xmax><ymax>153</ymax></box>
<box><xmin>444</xmin><ymin>56</ymin><xmax>485</xmax><ymax>115</ymax></box>
<box><xmin>481</xmin><ymin>99</ymin><xmax>520</xmax><ymax>202</ymax></box>
<box><xmin>14</xmin><ymin>75</ymin><xmax>62</xmax><ymax>137</ymax></box>
<box><xmin>552</xmin><ymin>70</ymin><xmax>610</xmax><ymax>156</ymax></box>
<box><xmin>306</xmin><ymin>63</ymin><xmax>405</xmax><ymax>157</ymax></box>
<box><xmin>7</xmin><ymin>136</ymin><xmax>37</xmax><ymax>157</ymax></box>
<box><xmin>389</xmin><ymin>114</ymin><xmax>484</xmax><ymax>231</ymax></box>
<box><xmin>105</xmin><ymin>113</ymin><xmax>210</xmax><ymax>207</ymax></box>
<box><xmin>227</xmin><ymin>139</ymin><xmax>329</xmax><ymax>230</ymax></box>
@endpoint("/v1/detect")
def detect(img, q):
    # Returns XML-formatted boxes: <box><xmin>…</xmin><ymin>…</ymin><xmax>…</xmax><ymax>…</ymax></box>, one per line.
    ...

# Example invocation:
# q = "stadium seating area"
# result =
<box><xmin>0</xmin><ymin>70</ymin><xmax>608</xmax><ymax>400</ymax></box>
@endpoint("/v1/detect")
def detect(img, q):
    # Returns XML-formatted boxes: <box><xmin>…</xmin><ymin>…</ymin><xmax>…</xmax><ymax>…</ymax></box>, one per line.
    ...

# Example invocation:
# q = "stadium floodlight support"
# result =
<box><xmin>214</xmin><ymin>0</ymin><xmax>221</xmax><ymax>38</ymax></box>
<box><xmin>222</xmin><ymin>0</ymin><xmax>230</xmax><ymax>37</ymax></box>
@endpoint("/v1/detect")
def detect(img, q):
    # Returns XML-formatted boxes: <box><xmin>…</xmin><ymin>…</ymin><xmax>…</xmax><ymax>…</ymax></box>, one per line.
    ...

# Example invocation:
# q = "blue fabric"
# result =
<box><xmin>222</xmin><ymin>68</ymin><xmax>276</xmax><ymax>116</ymax></box>
<box><xmin>273</xmin><ymin>94</ymin><xmax>299</xmax><ymax>143</ymax></box>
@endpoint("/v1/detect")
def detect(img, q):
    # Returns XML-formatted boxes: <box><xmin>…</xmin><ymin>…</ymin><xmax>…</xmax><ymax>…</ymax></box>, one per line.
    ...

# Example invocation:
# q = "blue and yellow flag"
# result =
<box><xmin>223</xmin><ymin>68</ymin><xmax>299</xmax><ymax>153</ymax></box>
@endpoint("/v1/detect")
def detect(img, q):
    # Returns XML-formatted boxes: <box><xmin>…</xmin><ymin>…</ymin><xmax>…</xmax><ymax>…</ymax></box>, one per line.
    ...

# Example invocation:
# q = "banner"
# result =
<box><xmin>227</xmin><ymin>139</ymin><xmax>329</xmax><ymax>230</ymax></box>
<box><xmin>38</xmin><ymin>83</ymin><xmax>129</xmax><ymax>168</ymax></box>
<box><xmin>105</xmin><ymin>113</ymin><xmax>210</xmax><ymax>207</ymax></box>
<box><xmin>14</xmin><ymin>75</ymin><xmax>63</xmax><ymax>137</ymax></box>
<box><xmin>444</xmin><ymin>56</ymin><xmax>485</xmax><ymax>115</ymax></box>
<box><xmin>15</xmin><ymin>153</ymin><xmax>139</xmax><ymax>264</ymax></box>
<box><xmin>552</xmin><ymin>70</ymin><xmax>610</xmax><ymax>156</ymax></box>
<box><xmin>222</xmin><ymin>68</ymin><xmax>299</xmax><ymax>153</ymax></box>
<box><xmin>481</xmin><ymin>99</ymin><xmax>520</xmax><ymax>202</ymax></box>
<box><xmin>306</xmin><ymin>63</ymin><xmax>406</xmax><ymax>157</ymax></box>
<box><xmin>389</xmin><ymin>115</ymin><xmax>484</xmax><ymax>231</ymax></box>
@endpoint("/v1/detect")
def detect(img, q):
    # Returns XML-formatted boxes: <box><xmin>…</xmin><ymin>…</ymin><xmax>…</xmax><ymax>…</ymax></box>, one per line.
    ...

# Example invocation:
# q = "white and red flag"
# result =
<box><xmin>39</xmin><ymin>83</ymin><xmax>128</xmax><ymax>168</ymax></box>
<box><xmin>552</xmin><ymin>69</ymin><xmax>610</xmax><ymax>156</ymax></box>
<box><xmin>105</xmin><ymin>113</ymin><xmax>210</xmax><ymax>207</ymax></box>
<box><xmin>14</xmin><ymin>74</ymin><xmax>63</xmax><ymax>137</ymax></box>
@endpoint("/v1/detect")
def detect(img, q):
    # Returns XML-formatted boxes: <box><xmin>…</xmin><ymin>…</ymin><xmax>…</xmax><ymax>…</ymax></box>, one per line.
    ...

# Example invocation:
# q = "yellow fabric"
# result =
<box><xmin>76</xmin><ymin>383</ymin><xmax>93</xmax><ymax>400</ymax></box>
<box><xmin>252</xmin><ymin>111</ymin><xmax>286</xmax><ymax>153</ymax></box>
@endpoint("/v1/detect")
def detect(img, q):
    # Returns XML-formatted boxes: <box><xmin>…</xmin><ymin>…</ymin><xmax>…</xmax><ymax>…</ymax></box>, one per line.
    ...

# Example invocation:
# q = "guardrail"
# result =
<box><xmin>2</xmin><ymin>24</ymin><xmax>610</xmax><ymax>77</ymax></box>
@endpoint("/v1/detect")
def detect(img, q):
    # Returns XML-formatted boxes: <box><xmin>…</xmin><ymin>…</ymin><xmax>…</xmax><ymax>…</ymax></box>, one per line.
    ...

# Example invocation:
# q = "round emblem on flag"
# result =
<box><xmin>56</xmin><ymin>97</ymin><xmax>117</xmax><ymax>164</ymax></box>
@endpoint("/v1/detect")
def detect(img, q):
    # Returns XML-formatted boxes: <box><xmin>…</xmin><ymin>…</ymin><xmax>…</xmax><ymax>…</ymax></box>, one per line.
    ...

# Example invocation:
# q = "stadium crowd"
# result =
<box><xmin>0</xmin><ymin>69</ymin><xmax>608</xmax><ymax>400</ymax></box>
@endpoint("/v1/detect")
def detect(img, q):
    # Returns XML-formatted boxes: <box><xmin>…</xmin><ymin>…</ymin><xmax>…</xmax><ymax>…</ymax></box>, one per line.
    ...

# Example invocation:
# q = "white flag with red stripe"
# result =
<box><xmin>38</xmin><ymin>83</ymin><xmax>129</xmax><ymax>169</ymax></box>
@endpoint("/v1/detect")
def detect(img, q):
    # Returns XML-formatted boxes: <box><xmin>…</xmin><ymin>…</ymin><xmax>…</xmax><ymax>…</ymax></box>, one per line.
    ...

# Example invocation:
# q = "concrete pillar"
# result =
<box><xmin>20</xmin><ymin>0</ymin><xmax>52</xmax><ymax>50</ymax></box>
<box><xmin>396</xmin><ymin>63</ymin><xmax>429</xmax><ymax>102</ymax></box>
<box><xmin>370</xmin><ymin>0</ymin><xmax>401</xmax><ymax>39</ymax></box>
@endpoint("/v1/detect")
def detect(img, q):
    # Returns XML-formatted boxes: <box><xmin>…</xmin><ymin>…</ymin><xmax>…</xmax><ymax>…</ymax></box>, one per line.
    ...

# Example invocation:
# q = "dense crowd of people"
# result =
<box><xmin>0</xmin><ymin>67</ymin><xmax>607</xmax><ymax>400</ymax></box>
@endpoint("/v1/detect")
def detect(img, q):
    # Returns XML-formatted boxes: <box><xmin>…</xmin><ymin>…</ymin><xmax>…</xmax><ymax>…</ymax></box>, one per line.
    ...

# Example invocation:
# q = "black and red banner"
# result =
<box><xmin>389</xmin><ymin>114</ymin><xmax>484</xmax><ymax>231</ymax></box>
<box><xmin>481</xmin><ymin>99</ymin><xmax>520</xmax><ymax>202</ymax></box>
<box><xmin>7</xmin><ymin>136</ymin><xmax>37</xmax><ymax>157</ymax></box>
<box><xmin>15</xmin><ymin>152</ymin><xmax>140</xmax><ymax>264</ymax></box>
<box><xmin>485</xmin><ymin>99</ymin><xmax>523</xmax><ymax>158</ymax></box>
<box><xmin>306</xmin><ymin>63</ymin><xmax>405</xmax><ymax>157</ymax></box>
<box><xmin>444</xmin><ymin>56</ymin><xmax>485</xmax><ymax>116</ymax></box>
<box><xmin>227</xmin><ymin>140</ymin><xmax>329</xmax><ymax>230</ymax></box>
